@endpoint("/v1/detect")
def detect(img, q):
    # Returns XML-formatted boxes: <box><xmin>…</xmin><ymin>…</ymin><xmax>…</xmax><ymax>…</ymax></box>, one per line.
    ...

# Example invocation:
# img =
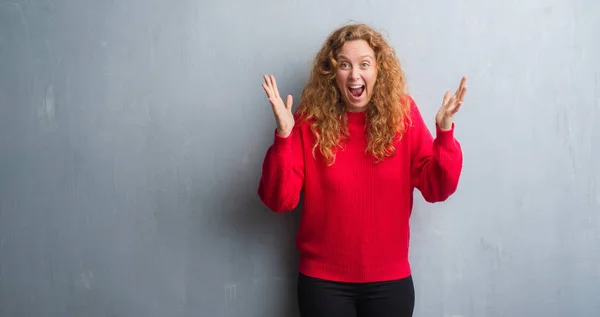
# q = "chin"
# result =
<box><xmin>343</xmin><ymin>96</ymin><xmax>370</xmax><ymax>112</ymax></box>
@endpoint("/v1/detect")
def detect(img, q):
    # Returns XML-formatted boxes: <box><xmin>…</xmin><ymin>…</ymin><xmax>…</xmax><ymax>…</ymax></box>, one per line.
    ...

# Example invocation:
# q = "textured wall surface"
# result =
<box><xmin>1</xmin><ymin>0</ymin><xmax>599</xmax><ymax>316</ymax></box>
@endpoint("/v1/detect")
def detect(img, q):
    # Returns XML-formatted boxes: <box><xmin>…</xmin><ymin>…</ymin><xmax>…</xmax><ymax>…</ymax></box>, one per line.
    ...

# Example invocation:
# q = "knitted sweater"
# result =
<box><xmin>257</xmin><ymin>97</ymin><xmax>463</xmax><ymax>283</ymax></box>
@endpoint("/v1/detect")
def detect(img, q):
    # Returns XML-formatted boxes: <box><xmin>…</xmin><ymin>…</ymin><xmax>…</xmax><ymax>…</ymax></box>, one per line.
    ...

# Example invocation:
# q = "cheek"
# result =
<box><xmin>366</xmin><ymin>71</ymin><xmax>378</xmax><ymax>90</ymax></box>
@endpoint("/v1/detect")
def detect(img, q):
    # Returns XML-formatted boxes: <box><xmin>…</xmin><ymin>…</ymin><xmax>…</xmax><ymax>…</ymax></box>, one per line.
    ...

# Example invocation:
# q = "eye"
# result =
<box><xmin>362</xmin><ymin>62</ymin><xmax>369</xmax><ymax>67</ymax></box>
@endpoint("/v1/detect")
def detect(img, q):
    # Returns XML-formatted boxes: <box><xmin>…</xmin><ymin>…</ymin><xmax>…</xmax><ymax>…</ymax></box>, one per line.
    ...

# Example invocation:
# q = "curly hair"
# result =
<box><xmin>296</xmin><ymin>23</ymin><xmax>412</xmax><ymax>165</ymax></box>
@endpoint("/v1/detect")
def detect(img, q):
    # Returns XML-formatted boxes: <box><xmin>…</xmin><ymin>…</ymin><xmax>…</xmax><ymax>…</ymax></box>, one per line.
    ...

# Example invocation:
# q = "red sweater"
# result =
<box><xmin>257</xmin><ymin>97</ymin><xmax>463</xmax><ymax>283</ymax></box>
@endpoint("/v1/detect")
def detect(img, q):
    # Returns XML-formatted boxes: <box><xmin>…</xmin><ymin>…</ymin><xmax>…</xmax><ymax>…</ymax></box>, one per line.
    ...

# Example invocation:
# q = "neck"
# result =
<box><xmin>345</xmin><ymin>106</ymin><xmax>367</xmax><ymax>113</ymax></box>
<box><xmin>346</xmin><ymin>110</ymin><xmax>366</xmax><ymax>124</ymax></box>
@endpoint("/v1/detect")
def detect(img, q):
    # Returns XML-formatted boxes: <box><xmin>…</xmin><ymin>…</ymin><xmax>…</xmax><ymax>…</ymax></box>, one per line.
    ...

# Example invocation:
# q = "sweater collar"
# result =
<box><xmin>346</xmin><ymin>110</ymin><xmax>366</xmax><ymax>124</ymax></box>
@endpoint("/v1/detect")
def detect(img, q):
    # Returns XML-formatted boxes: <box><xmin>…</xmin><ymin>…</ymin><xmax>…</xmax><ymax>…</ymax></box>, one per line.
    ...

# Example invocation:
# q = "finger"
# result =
<box><xmin>286</xmin><ymin>95</ymin><xmax>293</xmax><ymax>111</ymax></box>
<box><xmin>455</xmin><ymin>86</ymin><xmax>467</xmax><ymax>105</ymax></box>
<box><xmin>442</xmin><ymin>91</ymin><xmax>452</xmax><ymax>107</ymax></box>
<box><xmin>448</xmin><ymin>97</ymin><xmax>462</xmax><ymax>114</ymax></box>
<box><xmin>446</xmin><ymin>95</ymin><xmax>457</xmax><ymax>111</ymax></box>
<box><xmin>262</xmin><ymin>83</ymin><xmax>271</xmax><ymax>98</ymax></box>
<box><xmin>262</xmin><ymin>81</ymin><xmax>275</xmax><ymax>100</ymax></box>
<box><xmin>264</xmin><ymin>74</ymin><xmax>274</xmax><ymax>89</ymax></box>
<box><xmin>458</xmin><ymin>85</ymin><xmax>467</xmax><ymax>102</ymax></box>
<box><xmin>271</xmin><ymin>75</ymin><xmax>280</xmax><ymax>99</ymax></box>
<box><xmin>263</xmin><ymin>74</ymin><xmax>274</xmax><ymax>98</ymax></box>
<box><xmin>449</xmin><ymin>103</ymin><xmax>461</xmax><ymax>115</ymax></box>
<box><xmin>454</xmin><ymin>76</ymin><xmax>467</xmax><ymax>98</ymax></box>
<box><xmin>460</xmin><ymin>77</ymin><xmax>467</xmax><ymax>97</ymax></box>
<box><xmin>460</xmin><ymin>85</ymin><xmax>467</xmax><ymax>102</ymax></box>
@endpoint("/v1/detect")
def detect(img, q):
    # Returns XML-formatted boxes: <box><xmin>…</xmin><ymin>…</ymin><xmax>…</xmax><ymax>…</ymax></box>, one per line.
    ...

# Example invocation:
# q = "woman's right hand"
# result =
<box><xmin>262</xmin><ymin>74</ymin><xmax>294</xmax><ymax>138</ymax></box>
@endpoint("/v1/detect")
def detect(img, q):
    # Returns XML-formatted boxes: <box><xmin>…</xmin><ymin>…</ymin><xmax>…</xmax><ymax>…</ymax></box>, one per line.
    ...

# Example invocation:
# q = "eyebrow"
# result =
<box><xmin>338</xmin><ymin>54</ymin><xmax>374</xmax><ymax>60</ymax></box>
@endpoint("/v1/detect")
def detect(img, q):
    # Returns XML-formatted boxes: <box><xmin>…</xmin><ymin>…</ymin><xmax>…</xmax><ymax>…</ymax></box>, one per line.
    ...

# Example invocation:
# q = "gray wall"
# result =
<box><xmin>1</xmin><ymin>0</ymin><xmax>599</xmax><ymax>316</ymax></box>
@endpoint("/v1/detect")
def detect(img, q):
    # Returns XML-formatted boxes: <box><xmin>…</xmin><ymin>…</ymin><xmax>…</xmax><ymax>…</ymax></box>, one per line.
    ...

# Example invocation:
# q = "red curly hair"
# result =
<box><xmin>296</xmin><ymin>23</ymin><xmax>412</xmax><ymax>165</ymax></box>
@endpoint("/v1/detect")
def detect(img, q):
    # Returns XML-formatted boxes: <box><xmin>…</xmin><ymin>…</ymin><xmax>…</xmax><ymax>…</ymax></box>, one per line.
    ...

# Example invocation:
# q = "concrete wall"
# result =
<box><xmin>1</xmin><ymin>0</ymin><xmax>598</xmax><ymax>316</ymax></box>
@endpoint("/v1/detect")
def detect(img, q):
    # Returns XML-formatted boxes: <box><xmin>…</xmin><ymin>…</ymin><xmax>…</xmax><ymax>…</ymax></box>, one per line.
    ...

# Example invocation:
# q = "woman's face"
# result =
<box><xmin>335</xmin><ymin>40</ymin><xmax>378</xmax><ymax>112</ymax></box>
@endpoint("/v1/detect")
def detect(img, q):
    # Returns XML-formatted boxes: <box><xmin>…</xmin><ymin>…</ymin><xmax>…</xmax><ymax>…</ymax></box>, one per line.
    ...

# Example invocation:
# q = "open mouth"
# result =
<box><xmin>348</xmin><ymin>85</ymin><xmax>365</xmax><ymax>99</ymax></box>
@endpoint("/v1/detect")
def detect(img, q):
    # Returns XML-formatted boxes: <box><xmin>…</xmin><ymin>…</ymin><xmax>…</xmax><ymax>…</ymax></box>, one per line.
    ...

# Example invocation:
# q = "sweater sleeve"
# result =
<box><xmin>409</xmin><ymin>98</ymin><xmax>463</xmax><ymax>203</ymax></box>
<box><xmin>257</xmin><ymin>125</ymin><xmax>305</xmax><ymax>213</ymax></box>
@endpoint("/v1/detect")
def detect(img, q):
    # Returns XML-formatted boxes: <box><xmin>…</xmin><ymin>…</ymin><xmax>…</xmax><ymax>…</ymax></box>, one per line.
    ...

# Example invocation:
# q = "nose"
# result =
<box><xmin>350</xmin><ymin>68</ymin><xmax>360</xmax><ymax>80</ymax></box>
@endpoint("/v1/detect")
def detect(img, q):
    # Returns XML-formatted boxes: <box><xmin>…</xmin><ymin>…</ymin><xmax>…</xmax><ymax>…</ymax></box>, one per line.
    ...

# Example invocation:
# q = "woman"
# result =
<box><xmin>258</xmin><ymin>23</ymin><xmax>466</xmax><ymax>317</ymax></box>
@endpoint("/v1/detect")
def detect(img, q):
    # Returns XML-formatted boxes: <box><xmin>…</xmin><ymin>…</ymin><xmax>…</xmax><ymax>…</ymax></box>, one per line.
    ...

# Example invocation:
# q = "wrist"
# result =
<box><xmin>276</xmin><ymin>128</ymin><xmax>291</xmax><ymax>138</ymax></box>
<box><xmin>436</xmin><ymin>119</ymin><xmax>452</xmax><ymax>131</ymax></box>
<box><xmin>438</xmin><ymin>124</ymin><xmax>452</xmax><ymax>131</ymax></box>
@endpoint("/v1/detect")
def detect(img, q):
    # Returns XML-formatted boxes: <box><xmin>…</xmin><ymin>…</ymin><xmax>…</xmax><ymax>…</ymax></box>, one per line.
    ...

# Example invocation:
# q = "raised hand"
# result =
<box><xmin>262</xmin><ymin>74</ymin><xmax>294</xmax><ymax>138</ymax></box>
<box><xmin>436</xmin><ymin>76</ymin><xmax>467</xmax><ymax>131</ymax></box>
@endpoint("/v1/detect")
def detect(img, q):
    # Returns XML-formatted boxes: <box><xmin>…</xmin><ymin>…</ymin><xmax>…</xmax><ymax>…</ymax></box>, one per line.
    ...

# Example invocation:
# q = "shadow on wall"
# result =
<box><xmin>214</xmin><ymin>167</ymin><xmax>304</xmax><ymax>316</ymax></box>
<box><xmin>188</xmin><ymin>76</ymin><xmax>307</xmax><ymax>315</ymax></box>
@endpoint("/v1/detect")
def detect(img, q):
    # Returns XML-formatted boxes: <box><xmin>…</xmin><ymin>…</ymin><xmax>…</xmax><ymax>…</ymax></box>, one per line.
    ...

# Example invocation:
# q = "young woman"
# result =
<box><xmin>258</xmin><ymin>23</ymin><xmax>467</xmax><ymax>317</ymax></box>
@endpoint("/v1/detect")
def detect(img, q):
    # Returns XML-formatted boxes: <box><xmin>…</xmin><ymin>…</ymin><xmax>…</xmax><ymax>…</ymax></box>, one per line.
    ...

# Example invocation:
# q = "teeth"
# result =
<box><xmin>349</xmin><ymin>85</ymin><xmax>363</xmax><ymax>89</ymax></box>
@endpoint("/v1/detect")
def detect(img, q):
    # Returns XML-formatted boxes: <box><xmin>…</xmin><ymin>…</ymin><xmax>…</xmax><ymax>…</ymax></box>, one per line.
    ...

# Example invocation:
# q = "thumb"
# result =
<box><xmin>286</xmin><ymin>95</ymin><xmax>293</xmax><ymax>111</ymax></box>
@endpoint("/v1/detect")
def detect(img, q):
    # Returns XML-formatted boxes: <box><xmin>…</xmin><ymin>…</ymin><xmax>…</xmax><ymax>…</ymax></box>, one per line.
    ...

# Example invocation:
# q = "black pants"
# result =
<box><xmin>297</xmin><ymin>272</ymin><xmax>415</xmax><ymax>317</ymax></box>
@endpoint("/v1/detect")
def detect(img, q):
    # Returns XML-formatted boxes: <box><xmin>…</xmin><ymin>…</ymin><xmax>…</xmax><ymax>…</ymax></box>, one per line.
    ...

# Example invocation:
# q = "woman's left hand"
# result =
<box><xmin>436</xmin><ymin>76</ymin><xmax>467</xmax><ymax>131</ymax></box>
